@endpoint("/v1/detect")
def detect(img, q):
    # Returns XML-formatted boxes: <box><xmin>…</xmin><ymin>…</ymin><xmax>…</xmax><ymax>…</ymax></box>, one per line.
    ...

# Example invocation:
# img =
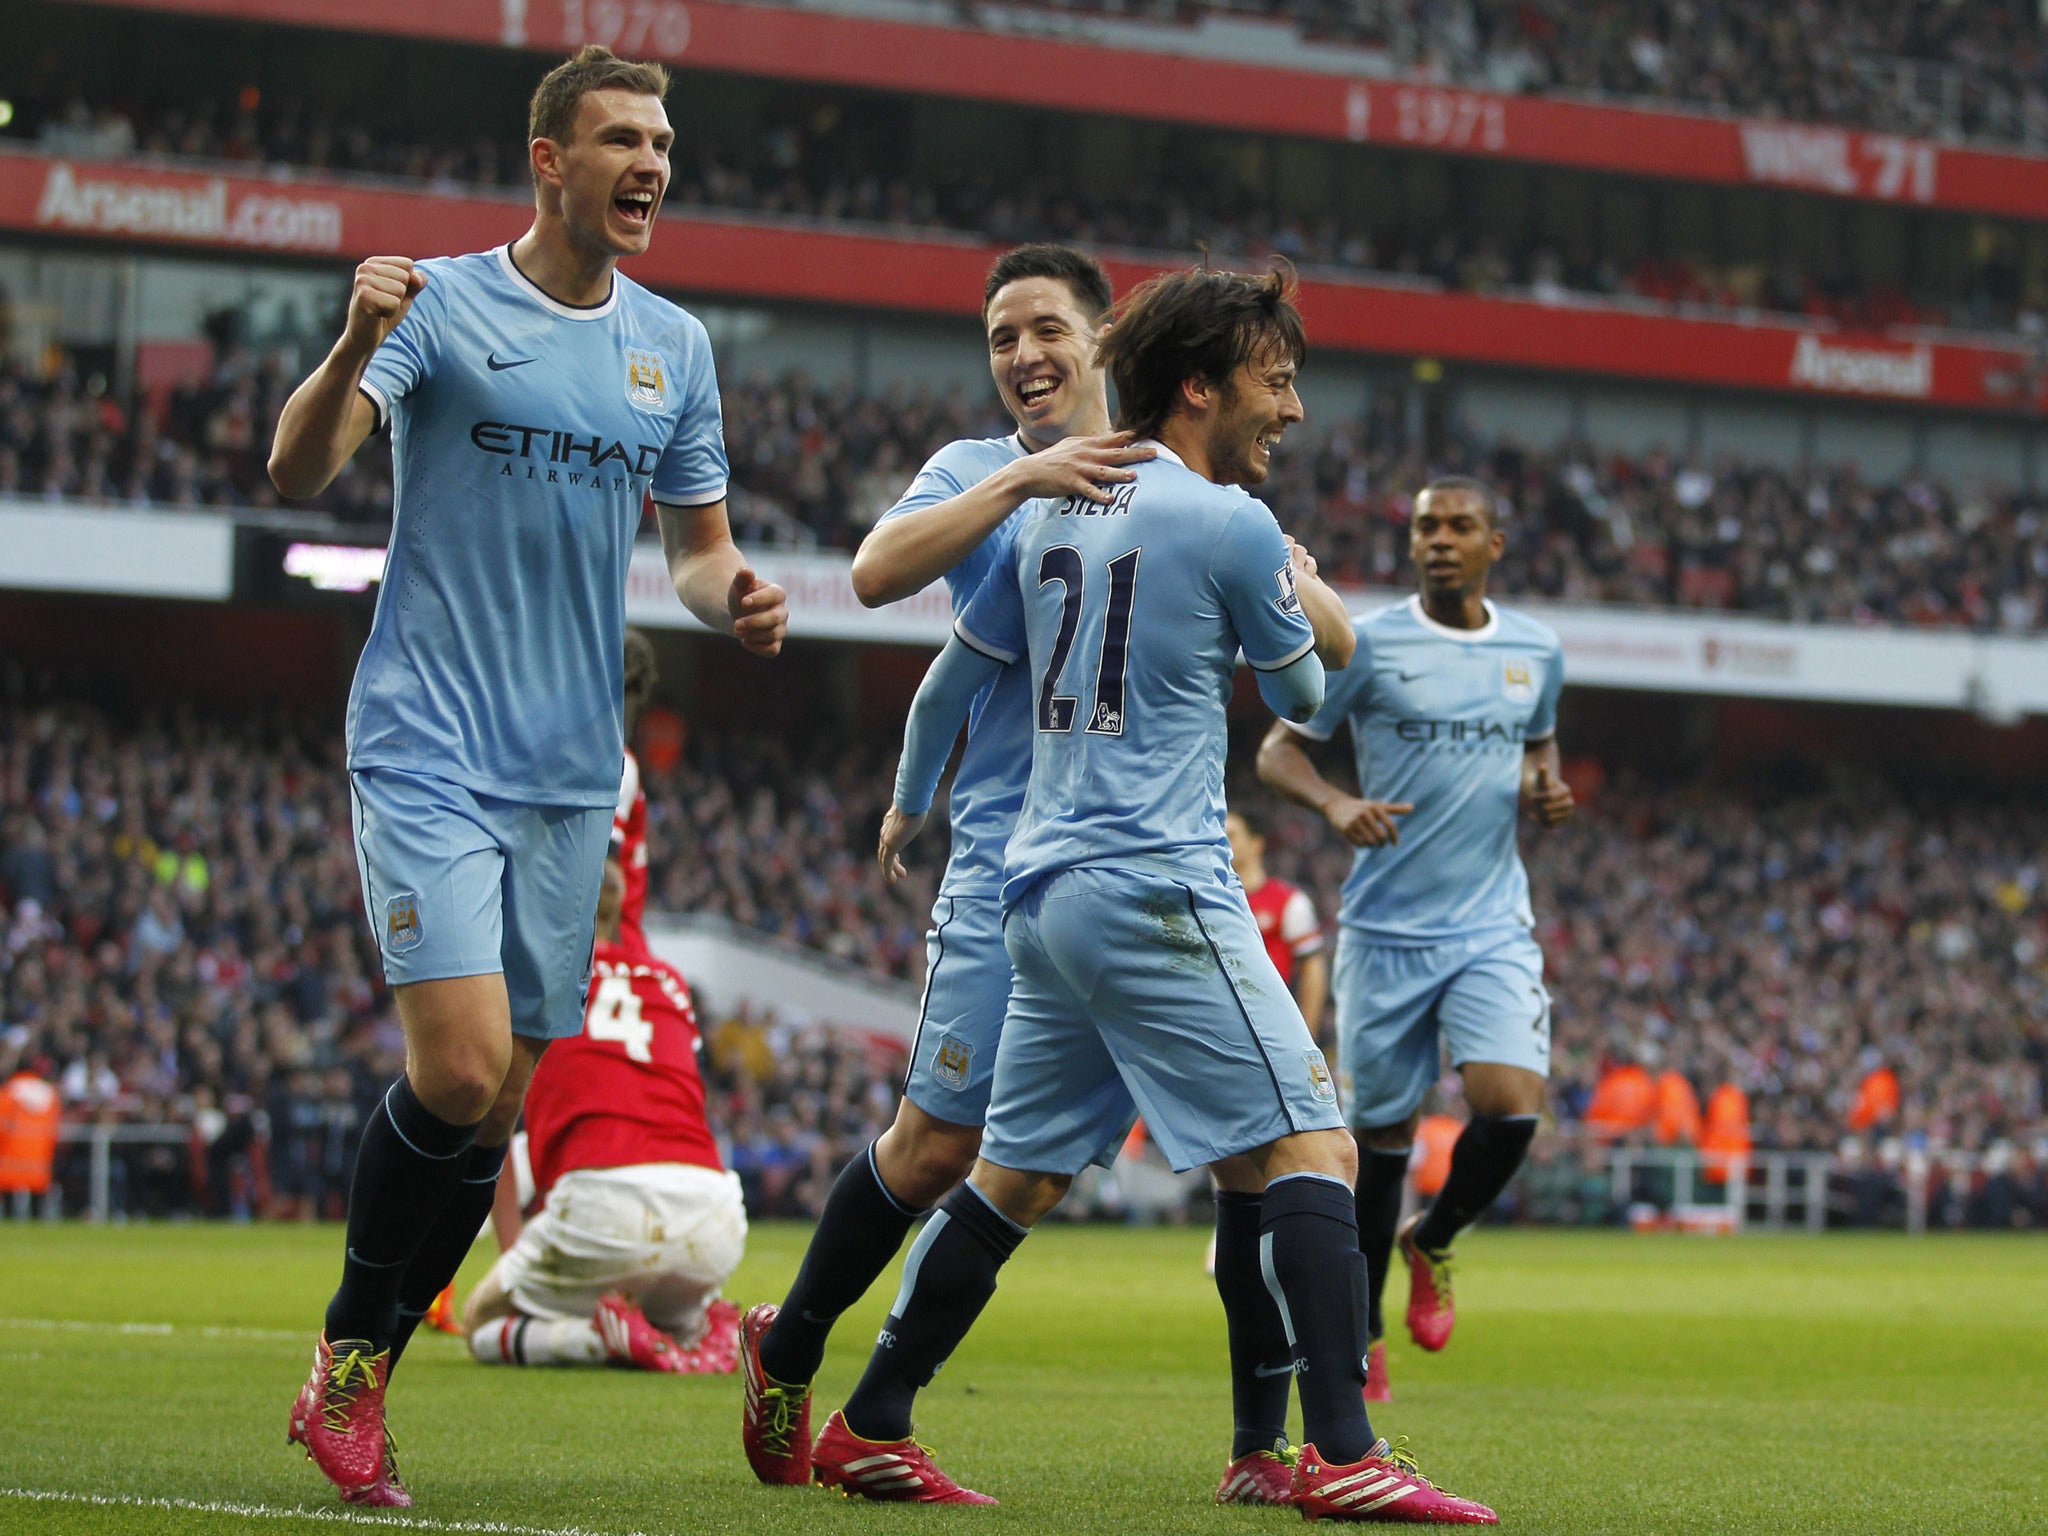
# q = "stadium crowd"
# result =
<box><xmin>9</xmin><ymin>92</ymin><xmax>2042</xmax><ymax>337</ymax></box>
<box><xmin>7</xmin><ymin>346</ymin><xmax>2048</xmax><ymax>634</ymax></box>
<box><xmin>0</xmin><ymin>691</ymin><xmax>2042</xmax><ymax>1227</ymax></box>
<box><xmin>0</xmin><ymin>701</ymin><xmax>905</xmax><ymax>1221</ymax></box>
<box><xmin>965</xmin><ymin>0</ymin><xmax>2048</xmax><ymax>150</ymax></box>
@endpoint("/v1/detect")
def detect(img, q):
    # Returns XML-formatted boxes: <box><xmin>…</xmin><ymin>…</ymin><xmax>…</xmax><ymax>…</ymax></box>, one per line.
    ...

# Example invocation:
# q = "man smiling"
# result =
<box><xmin>740</xmin><ymin>244</ymin><xmax>1163</xmax><ymax>1496</ymax></box>
<box><xmin>269</xmin><ymin>45</ymin><xmax>786</xmax><ymax>1507</ymax></box>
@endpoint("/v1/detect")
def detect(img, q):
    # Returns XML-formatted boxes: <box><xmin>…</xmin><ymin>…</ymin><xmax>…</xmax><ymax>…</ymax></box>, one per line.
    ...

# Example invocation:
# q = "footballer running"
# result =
<box><xmin>1258</xmin><ymin>475</ymin><xmax>1572</xmax><ymax>1402</ymax></box>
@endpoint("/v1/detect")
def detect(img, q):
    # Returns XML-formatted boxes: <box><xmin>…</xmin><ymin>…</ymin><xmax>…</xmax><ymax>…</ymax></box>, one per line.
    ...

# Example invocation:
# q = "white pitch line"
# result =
<box><xmin>0</xmin><ymin>1489</ymin><xmax>652</xmax><ymax>1536</ymax></box>
<box><xmin>0</xmin><ymin>1317</ymin><xmax>307</xmax><ymax>1343</ymax></box>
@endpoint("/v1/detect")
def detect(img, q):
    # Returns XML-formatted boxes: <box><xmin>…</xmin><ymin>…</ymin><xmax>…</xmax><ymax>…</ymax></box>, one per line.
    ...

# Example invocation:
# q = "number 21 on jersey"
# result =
<box><xmin>1037</xmin><ymin>545</ymin><xmax>1140</xmax><ymax>737</ymax></box>
<box><xmin>585</xmin><ymin>974</ymin><xmax>653</xmax><ymax>1062</ymax></box>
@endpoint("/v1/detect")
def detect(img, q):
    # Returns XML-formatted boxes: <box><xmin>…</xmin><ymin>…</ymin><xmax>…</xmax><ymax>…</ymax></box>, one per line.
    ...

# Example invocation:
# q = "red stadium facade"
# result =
<box><xmin>7</xmin><ymin>144</ymin><xmax>2043</xmax><ymax>413</ymax></box>
<box><xmin>66</xmin><ymin>0</ymin><xmax>2048</xmax><ymax>220</ymax></box>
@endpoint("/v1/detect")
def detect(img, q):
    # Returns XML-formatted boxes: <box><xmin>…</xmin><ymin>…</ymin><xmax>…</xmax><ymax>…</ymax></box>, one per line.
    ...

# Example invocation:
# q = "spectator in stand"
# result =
<box><xmin>3</xmin><ymin>693</ymin><xmax>2045</xmax><ymax>1225</ymax></box>
<box><xmin>6</xmin><ymin>86</ymin><xmax>2044</xmax><ymax>332</ymax></box>
<box><xmin>11</xmin><ymin>343</ymin><xmax>2048</xmax><ymax>633</ymax></box>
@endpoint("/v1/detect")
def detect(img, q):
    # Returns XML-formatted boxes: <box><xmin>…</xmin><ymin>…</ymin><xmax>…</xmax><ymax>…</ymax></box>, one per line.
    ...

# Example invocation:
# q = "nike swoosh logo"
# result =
<box><xmin>800</xmin><ymin>1310</ymin><xmax>835</xmax><ymax>1325</ymax></box>
<box><xmin>1253</xmin><ymin>1362</ymin><xmax>1296</xmax><ymax>1378</ymax></box>
<box><xmin>487</xmin><ymin>353</ymin><xmax>537</xmax><ymax>371</ymax></box>
<box><xmin>1398</xmin><ymin>669</ymin><xmax>1426</xmax><ymax>681</ymax></box>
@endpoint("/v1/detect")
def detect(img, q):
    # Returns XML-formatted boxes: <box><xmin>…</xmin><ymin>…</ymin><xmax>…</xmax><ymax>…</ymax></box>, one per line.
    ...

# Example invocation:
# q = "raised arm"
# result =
<box><xmin>655</xmin><ymin>500</ymin><xmax>789</xmax><ymax>656</ymax></box>
<box><xmin>850</xmin><ymin>433</ymin><xmax>1153</xmax><ymax>608</ymax></box>
<box><xmin>878</xmin><ymin>637</ymin><xmax>1006</xmax><ymax>882</ymax></box>
<box><xmin>269</xmin><ymin>257</ymin><xmax>421</xmax><ymax>499</ymax></box>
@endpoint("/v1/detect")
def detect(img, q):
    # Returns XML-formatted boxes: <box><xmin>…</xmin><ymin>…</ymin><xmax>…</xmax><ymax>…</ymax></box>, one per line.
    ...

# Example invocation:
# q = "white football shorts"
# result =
<box><xmin>488</xmin><ymin>1162</ymin><xmax>747</xmax><ymax>1342</ymax></box>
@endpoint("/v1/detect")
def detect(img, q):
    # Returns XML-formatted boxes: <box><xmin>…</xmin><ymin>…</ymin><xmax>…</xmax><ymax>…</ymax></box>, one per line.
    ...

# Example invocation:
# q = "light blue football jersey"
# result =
<box><xmin>1293</xmin><ymin>595</ymin><xmax>1564</xmax><ymax>944</ymax></box>
<box><xmin>956</xmin><ymin>445</ymin><xmax>1317</xmax><ymax>906</ymax></box>
<box><xmin>349</xmin><ymin>245</ymin><xmax>727</xmax><ymax>808</ymax></box>
<box><xmin>878</xmin><ymin>434</ymin><xmax>1030</xmax><ymax>898</ymax></box>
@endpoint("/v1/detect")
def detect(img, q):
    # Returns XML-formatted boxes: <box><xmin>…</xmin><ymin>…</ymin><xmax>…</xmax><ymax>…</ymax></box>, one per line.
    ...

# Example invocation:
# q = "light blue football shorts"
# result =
<box><xmin>981</xmin><ymin>864</ymin><xmax>1344</xmax><ymax>1176</ymax></box>
<box><xmin>1334</xmin><ymin>926</ymin><xmax>1551</xmax><ymax>1130</ymax></box>
<box><xmin>903</xmin><ymin>893</ymin><xmax>1015</xmax><ymax>1126</ymax></box>
<box><xmin>349</xmin><ymin>767</ymin><xmax>612</xmax><ymax>1041</ymax></box>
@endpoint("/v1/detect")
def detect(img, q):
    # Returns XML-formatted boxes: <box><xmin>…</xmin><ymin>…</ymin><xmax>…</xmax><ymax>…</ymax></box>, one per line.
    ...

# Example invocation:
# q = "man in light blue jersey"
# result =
<box><xmin>741</xmin><ymin>245</ymin><xmax>1168</xmax><ymax>1487</ymax></box>
<box><xmin>833</xmin><ymin>268</ymin><xmax>1495</xmax><ymax>1522</ymax></box>
<box><xmin>1258</xmin><ymin>475</ymin><xmax>1573</xmax><ymax>1404</ymax></box>
<box><xmin>267</xmin><ymin>46</ymin><xmax>787</xmax><ymax>1507</ymax></box>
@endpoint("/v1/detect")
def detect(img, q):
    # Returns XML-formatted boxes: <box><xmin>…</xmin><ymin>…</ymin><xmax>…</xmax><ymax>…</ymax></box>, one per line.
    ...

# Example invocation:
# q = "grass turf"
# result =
<box><xmin>0</xmin><ymin>1222</ymin><xmax>2043</xmax><ymax>1534</ymax></box>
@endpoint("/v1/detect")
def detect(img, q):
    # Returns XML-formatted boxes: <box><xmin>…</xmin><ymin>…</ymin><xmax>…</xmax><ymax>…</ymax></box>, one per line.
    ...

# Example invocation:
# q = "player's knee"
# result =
<box><xmin>1325</xmin><ymin>1131</ymin><xmax>1360</xmax><ymax>1188</ymax></box>
<box><xmin>411</xmin><ymin>1057</ymin><xmax>504</xmax><ymax>1125</ymax></box>
<box><xmin>1462</xmin><ymin>1064</ymin><xmax>1547</xmax><ymax>1120</ymax></box>
<box><xmin>1266</xmin><ymin>1127</ymin><xmax>1359</xmax><ymax>1189</ymax></box>
<box><xmin>970</xmin><ymin>1161</ymin><xmax>1068</xmax><ymax>1227</ymax></box>
<box><xmin>878</xmin><ymin>1112</ymin><xmax>982</xmax><ymax>1206</ymax></box>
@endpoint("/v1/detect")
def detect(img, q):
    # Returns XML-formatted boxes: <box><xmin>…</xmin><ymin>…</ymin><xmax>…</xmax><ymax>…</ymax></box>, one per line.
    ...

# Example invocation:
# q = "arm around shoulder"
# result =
<box><xmin>851</xmin><ymin>456</ymin><xmax>1029</xmax><ymax>608</ymax></box>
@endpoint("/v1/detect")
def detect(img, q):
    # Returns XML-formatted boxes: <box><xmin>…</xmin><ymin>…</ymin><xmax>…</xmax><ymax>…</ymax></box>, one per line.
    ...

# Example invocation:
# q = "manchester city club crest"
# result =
<box><xmin>385</xmin><ymin>891</ymin><xmax>423</xmax><ymax>954</ymax></box>
<box><xmin>932</xmin><ymin>1033</ymin><xmax>974</xmax><ymax>1091</ymax></box>
<box><xmin>1503</xmin><ymin>659</ymin><xmax>1536</xmax><ymax>703</ymax></box>
<box><xmin>1305</xmin><ymin>1050</ymin><xmax>1336</xmax><ymax>1104</ymax></box>
<box><xmin>624</xmin><ymin>348</ymin><xmax>671</xmax><ymax>414</ymax></box>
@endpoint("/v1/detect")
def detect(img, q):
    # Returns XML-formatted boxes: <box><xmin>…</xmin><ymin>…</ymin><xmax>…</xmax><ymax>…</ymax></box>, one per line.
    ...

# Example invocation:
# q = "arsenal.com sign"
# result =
<box><xmin>34</xmin><ymin>161</ymin><xmax>344</xmax><ymax>252</ymax></box>
<box><xmin>1786</xmin><ymin>335</ymin><xmax>1934</xmax><ymax>400</ymax></box>
<box><xmin>3</xmin><ymin>144</ymin><xmax>2040</xmax><ymax>413</ymax></box>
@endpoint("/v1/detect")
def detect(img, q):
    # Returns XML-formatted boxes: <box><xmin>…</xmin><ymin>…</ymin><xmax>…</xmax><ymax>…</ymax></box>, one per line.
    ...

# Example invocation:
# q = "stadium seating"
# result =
<box><xmin>7</xmin><ymin>349</ymin><xmax>2045</xmax><ymax>632</ymax></box>
<box><xmin>0</xmin><ymin>701</ymin><xmax>906</xmax><ymax>1221</ymax></box>
<box><xmin>4</xmin><ymin>92</ymin><xmax>2037</xmax><ymax>336</ymax></box>
<box><xmin>3</xmin><ymin>697</ymin><xmax>2042</xmax><ymax>1225</ymax></box>
<box><xmin>924</xmin><ymin>0</ymin><xmax>2048</xmax><ymax>150</ymax></box>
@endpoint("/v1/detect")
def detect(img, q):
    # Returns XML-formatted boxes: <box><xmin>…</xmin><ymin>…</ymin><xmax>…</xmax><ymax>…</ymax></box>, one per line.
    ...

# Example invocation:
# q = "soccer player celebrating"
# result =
<box><xmin>268</xmin><ymin>46</ymin><xmax>786</xmax><ymax>1506</ymax></box>
<box><xmin>741</xmin><ymin>245</ymin><xmax>1161</xmax><ymax>1481</ymax></box>
<box><xmin>862</xmin><ymin>266</ymin><xmax>1496</xmax><ymax>1521</ymax></box>
<box><xmin>1256</xmin><ymin>475</ymin><xmax>1572</xmax><ymax>1404</ymax></box>
<box><xmin>465</xmin><ymin>850</ymin><xmax>745</xmax><ymax>1374</ymax></box>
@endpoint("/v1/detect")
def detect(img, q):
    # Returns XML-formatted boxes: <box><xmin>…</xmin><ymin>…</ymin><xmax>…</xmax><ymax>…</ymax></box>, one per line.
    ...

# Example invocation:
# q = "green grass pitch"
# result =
<box><xmin>1</xmin><ymin>1222</ymin><xmax>2043</xmax><ymax>1534</ymax></box>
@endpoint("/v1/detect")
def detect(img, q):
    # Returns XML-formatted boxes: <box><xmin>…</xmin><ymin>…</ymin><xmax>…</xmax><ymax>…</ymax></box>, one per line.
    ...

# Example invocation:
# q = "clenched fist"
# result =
<box><xmin>344</xmin><ymin>257</ymin><xmax>427</xmax><ymax>356</ymax></box>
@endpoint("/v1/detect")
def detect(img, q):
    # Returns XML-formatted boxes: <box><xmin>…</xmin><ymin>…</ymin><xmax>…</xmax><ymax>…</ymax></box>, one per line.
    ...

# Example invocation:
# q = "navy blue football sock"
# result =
<box><xmin>325</xmin><ymin>1076</ymin><xmax>480</xmax><ymax>1351</ymax></box>
<box><xmin>1355</xmin><ymin>1148</ymin><xmax>1410</xmax><ymax>1344</ymax></box>
<box><xmin>1261</xmin><ymin>1172</ymin><xmax>1374</xmax><ymax>1465</ymax></box>
<box><xmin>1412</xmin><ymin>1115</ymin><xmax>1538</xmax><ymax>1254</ymax></box>
<box><xmin>759</xmin><ymin>1143</ymin><xmax>928</xmax><ymax>1387</ymax></box>
<box><xmin>388</xmin><ymin>1137</ymin><xmax>507</xmax><ymax>1370</ymax></box>
<box><xmin>840</xmin><ymin>1182</ymin><xmax>1025</xmax><ymax>1443</ymax></box>
<box><xmin>1215</xmin><ymin>1190</ymin><xmax>1293</xmax><ymax>1459</ymax></box>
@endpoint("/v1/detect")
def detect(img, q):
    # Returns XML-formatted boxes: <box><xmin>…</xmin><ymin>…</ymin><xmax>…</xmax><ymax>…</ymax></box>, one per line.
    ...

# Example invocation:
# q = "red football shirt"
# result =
<box><xmin>613</xmin><ymin>749</ymin><xmax>650</xmax><ymax>950</ymax></box>
<box><xmin>1244</xmin><ymin>876</ymin><xmax>1323</xmax><ymax>986</ymax></box>
<box><xmin>523</xmin><ymin>940</ymin><xmax>722</xmax><ymax>1198</ymax></box>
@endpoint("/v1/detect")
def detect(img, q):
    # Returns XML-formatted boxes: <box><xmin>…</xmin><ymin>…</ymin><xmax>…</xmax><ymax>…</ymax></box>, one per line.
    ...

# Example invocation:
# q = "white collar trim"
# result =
<box><xmin>1143</xmin><ymin>439</ymin><xmax>1187</xmax><ymax>469</ymax></box>
<box><xmin>496</xmin><ymin>244</ymin><xmax>618</xmax><ymax>321</ymax></box>
<box><xmin>1407</xmin><ymin>593</ymin><xmax>1499</xmax><ymax>642</ymax></box>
